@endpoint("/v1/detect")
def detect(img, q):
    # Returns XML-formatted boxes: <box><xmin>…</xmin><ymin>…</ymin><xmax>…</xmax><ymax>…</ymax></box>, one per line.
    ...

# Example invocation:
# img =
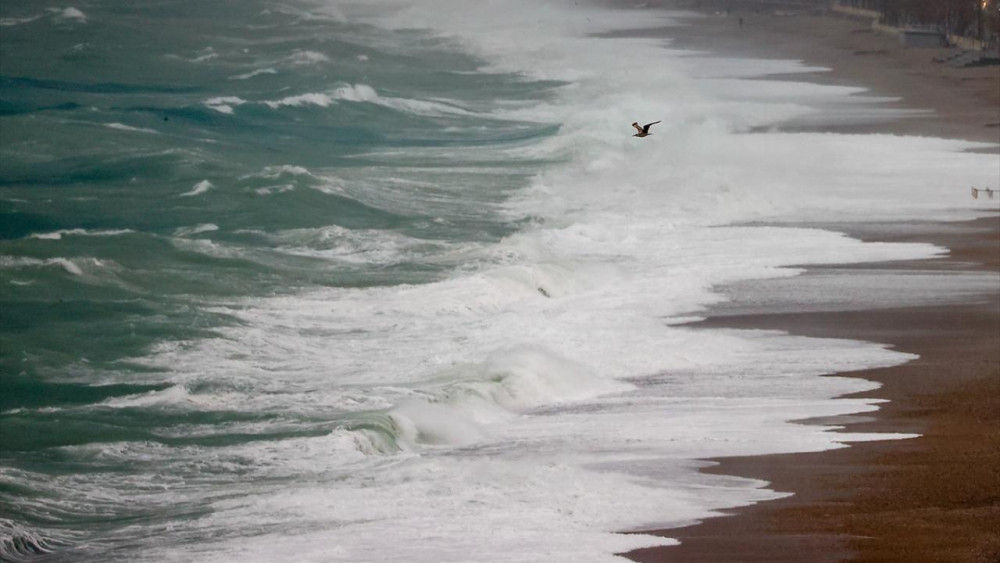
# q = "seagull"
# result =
<box><xmin>632</xmin><ymin>120</ymin><xmax>660</xmax><ymax>138</ymax></box>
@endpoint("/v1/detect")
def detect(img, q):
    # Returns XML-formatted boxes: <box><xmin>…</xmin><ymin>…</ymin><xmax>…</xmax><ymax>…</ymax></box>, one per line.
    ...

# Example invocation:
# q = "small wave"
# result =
<box><xmin>229</xmin><ymin>67</ymin><xmax>278</xmax><ymax>80</ymax></box>
<box><xmin>0</xmin><ymin>519</ymin><xmax>57</xmax><ymax>562</ymax></box>
<box><xmin>285</xmin><ymin>50</ymin><xmax>329</xmax><ymax>66</ymax></box>
<box><xmin>98</xmin><ymin>385</ymin><xmax>193</xmax><ymax>409</ymax></box>
<box><xmin>27</xmin><ymin>228</ymin><xmax>132</xmax><ymax>240</ymax></box>
<box><xmin>165</xmin><ymin>47</ymin><xmax>218</xmax><ymax>64</ymax></box>
<box><xmin>49</xmin><ymin>7</ymin><xmax>86</xmax><ymax>24</ymax></box>
<box><xmin>203</xmin><ymin>97</ymin><xmax>247</xmax><ymax>114</ymax></box>
<box><xmin>180</xmin><ymin>180</ymin><xmax>213</xmax><ymax>197</ymax></box>
<box><xmin>330</xmin><ymin>83</ymin><xmax>379</xmax><ymax>103</ymax></box>
<box><xmin>192</xmin><ymin>48</ymin><xmax>218</xmax><ymax>63</ymax></box>
<box><xmin>169</xmin><ymin>238</ymin><xmax>248</xmax><ymax>261</ymax></box>
<box><xmin>254</xmin><ymin>184</ymin><xmax>296</xmax><ymax>195</ymax></box>
<box><xmin>259</xmin><ymin>83</ymin><xmax>474</xmax><ymax>116</ymax></box>
<box><xmin>0</xmin><ymin>256</ymin><xmax>84</xmax><ymax>276</ymax></box>
<box><xmin>52</xmin><ymin>258</ymin><xmax>83</xmax><ymax>276</ymax></box>
<box><xmin>240</xmin><ymin>165</ymin><xmax>315</xmax><ymax>180</ymax></box>
<box><xmin>337</xmin><ymin>84</ymin><xmax>474</xmax><ymax>116</ymax></box>
<box><xmin>173</xmin><ymin>223</ymin><xmax>219</xmax><ymax>237</ymax></box>
<box><xmin>305</xmin><ymin>5</ymin><xmax>347</xmax><ymax>23</ymax></box>
<box><xmin>239</xmin><ymin>166</ymin><xmax>345</xmax><ymax>196</ymax></box>
<box><xmin>262</xmin><ymin>92</ymin><xmax>334</xmax><ymax>109</ymax></box>
<box><xmin>381</xmin><ymin>346</ymin><xmax>632</xmax><ymax>448</ymax></box>
<box><xmin>0</xmin><ymin>14</ymin><xmax>43</xmax><ymax>26</ymax></box>
<box><xmin>268</xmin><ymin>224</ymin><xmax>437</xmax><ymax>264</ymax></box>
<box><xmin>2</xmin><ymin>8</ymin><xmax>85</xmax><ymax>27</ymax></box>
<box><xmin>106</xmin><ymin>122</ymin><xmax>159</xmax><ymax>134</ymax></box>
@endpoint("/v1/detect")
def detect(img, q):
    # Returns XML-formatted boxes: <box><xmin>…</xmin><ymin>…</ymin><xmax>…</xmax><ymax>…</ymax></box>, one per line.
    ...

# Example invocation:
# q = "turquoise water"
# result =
<box><xmin>2</xmin><ymin>2</ymin><xmax>560</xmax><ymax>559</ymax></box>
<box><xmin>2</xmin><ymin>2</ymin><xmax>555</xmax><ymax>388</ymax></box>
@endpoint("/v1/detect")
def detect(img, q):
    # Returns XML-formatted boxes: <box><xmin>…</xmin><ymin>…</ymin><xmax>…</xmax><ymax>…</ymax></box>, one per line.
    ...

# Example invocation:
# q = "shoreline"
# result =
<box><xmin>625</xmin><ymin>217</ymin><xmax>999</xmax><ymax>562</ymax></box>
<box><xmin>618</xmin><ymin>4</ymin><xmax>1000</xmax><ymax>562</ymax></box>
<box><xmin>607</xmin><ymin>1</ymin><xmax>1000</xmax><ymax>146</ymax></box>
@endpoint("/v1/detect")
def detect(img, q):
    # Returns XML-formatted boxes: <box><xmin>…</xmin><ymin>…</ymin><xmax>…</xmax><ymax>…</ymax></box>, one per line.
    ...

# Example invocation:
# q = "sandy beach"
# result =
<box><xmin>620</xmin><ymin>4</ymin><xmax>1000</xmax><ymax>562</ymax></box>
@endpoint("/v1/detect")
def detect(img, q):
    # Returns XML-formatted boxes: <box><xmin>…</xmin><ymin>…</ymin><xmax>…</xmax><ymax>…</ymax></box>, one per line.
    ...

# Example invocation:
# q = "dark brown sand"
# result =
<box><xmin>615</xmin><ymin>3</ymin><xmax>1000</xmax><ymax>562</ymax></box>
<box><xmin>625</xmin><ymin>220</ymin><xmax>999</xmax><ymax>562</ymax></box>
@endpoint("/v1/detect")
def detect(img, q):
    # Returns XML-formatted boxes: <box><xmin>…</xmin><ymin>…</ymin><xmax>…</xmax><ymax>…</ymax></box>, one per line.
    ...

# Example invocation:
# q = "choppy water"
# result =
<box><xmin>1</xmin><ymin>1</ymin><xmax>997</xmax><ymax>561</ymax></box>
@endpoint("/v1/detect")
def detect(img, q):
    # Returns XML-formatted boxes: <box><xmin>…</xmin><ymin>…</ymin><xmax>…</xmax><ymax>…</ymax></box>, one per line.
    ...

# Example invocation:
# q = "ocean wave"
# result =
<box><xmin>229</xmin><ymin>68</ymin><xmax>278</xmax><ymax>80</ymax></box>
<box><xmin>259</xmin><ymin>83</ymin><xmax>475</xmax><ymax>116</ymax></box>
<box><xmin>285</xmin><ymin>50</ymin><xmax>330</xmax><ymax>66</ymax></box>
<box><xmin>262</xmin><ymin>92</ymin><xmax>334</xmax><ymax>109</ymax></box>
<box><xmin>208</xmin><ymin>83</ymin><xmax>474</xmax><ymax>117</ymax></box>
<box><xmin>168</xmin><ymin>238</ymin><xmax>250</xmax><ymax>261</ymax></box>
<box><xmin>0</xmin><ymin>14</ymin><xmax>44</xmax><ymax>26</ymax></box>
<box><xmin>49</xmin><ymin>7</ymin><xmax>86</xmax><ymax>24</ymax></box>
<box><xmin>0</xmin><ymin>519</ymin><xmax>57</xmax><ymax>562</ymax></box>
<box><xmin>303</xmin><ymin>5</ymin><xmax>348</xmax><ymax>23</ymax></box>
<box><xmin>238</xmin><ymin>165</ymin><xmax>345</xmax><ymax>196</ymax></box>
<box><xmin>202</xmin><ymin>96</ymin><xmax>247</xmax><ymax>114</ymax></box>
<box><xmin>96</xmin><ymin>385</ymin><xmax>200</xmax><ymax>409</ymax></box>
<box><xmin>106</xmin><ymin>122</ymin><xmax>159</xmax><ymax>134</ymax></box>
<box><xmin>265</xmin><ymin>224</ymin><xmax>445</xmax><ymax>264</ymax></box>
<box><xmin>1</xmin><ymin>7</ymin><xmax>85</xmax><ymax>27</ymax></box>
<box><xmin>179</xmin><ymin>179</ymin><xmax>214</xmax><ymax>197</ymax></box>
<box><xmin>0</xmin><ymin>256</ymin><xmax>132</xmax><ymax>289</ymax></box>
<box><xmin>0</xmin><ymin>256</ymin><xmax>86</xmax><ymax>276</ymax></box>
<box><xmin>239</xmin><ymin>165</ymin><xmax>315</xmax><ymax>179</ymax></box>
<box><xmin>27</xmin><ymin>228</ymin><xmax>133</xmax><ymax>241</ymax></box>
<box><xmin>253</xmin><ymin>184</ymin><xmax>296</xmax><ymax>195</ymax></box>
<box><xmin>173</xmin><ymin>223</ymin><xmax>219</xmax><ymax>237</ymax></box>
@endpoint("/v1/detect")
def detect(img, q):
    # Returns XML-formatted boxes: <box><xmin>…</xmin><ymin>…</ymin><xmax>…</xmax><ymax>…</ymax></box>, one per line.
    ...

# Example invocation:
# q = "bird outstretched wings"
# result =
<box><xmin>631</xmin><ymin>120</ymin><xmax>661</xmax><ymax>137</ymax></box>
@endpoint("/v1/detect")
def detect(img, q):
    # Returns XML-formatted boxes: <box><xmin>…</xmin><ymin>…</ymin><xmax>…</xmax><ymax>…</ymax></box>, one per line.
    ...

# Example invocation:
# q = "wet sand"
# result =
<box><xmin>660</xmin><ymin>0</ymin><xmax>1000</xmax><ymax>143</ymax></box>
<box><xmin>626</xmin><ymin>218</ymin><xmax>999</xmax><ymax>562</ymax></box>
<box><xmin>616</xmin><ymin>3</ymin><xmax>1000</xmax><ymax>562</ymax></box>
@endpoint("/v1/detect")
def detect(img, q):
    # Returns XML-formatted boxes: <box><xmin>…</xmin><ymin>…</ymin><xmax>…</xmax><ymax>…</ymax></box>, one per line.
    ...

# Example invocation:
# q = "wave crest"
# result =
<box><xmin>0</xmin><ymin>519</ymin><xmax>57</xmax><ymax>562</ymax></box>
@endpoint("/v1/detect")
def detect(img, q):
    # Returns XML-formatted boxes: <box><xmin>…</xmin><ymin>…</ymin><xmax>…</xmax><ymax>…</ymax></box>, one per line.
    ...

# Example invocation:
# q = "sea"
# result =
<box><xmin>1</xmin><ymin>1</ymin><xmax>998</xmax><ymax>561</ymax></box>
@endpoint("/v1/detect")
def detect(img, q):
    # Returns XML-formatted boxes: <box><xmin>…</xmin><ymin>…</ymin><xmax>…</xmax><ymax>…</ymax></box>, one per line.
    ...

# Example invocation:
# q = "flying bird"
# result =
<box><xmin>632</xmin><ymin>121</ymin><xmax>660</xmax><ymax>138</ymax></box>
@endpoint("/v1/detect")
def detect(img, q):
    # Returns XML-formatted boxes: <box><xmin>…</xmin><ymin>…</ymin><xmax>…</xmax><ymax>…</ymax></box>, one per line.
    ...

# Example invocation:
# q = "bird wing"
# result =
<box><xmin>632</xmin><ymin>122</ymin><xmax>644</xmax><ymax>134</ymax></box>
<box><xmin>642</xmin><ymin>120</ymin><xmax>661</xmax><ymax>133</ymax></box>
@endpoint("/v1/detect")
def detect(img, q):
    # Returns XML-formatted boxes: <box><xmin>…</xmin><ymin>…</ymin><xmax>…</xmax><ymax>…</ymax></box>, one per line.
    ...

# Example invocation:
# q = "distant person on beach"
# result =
<box><xmin>738</xmin><ymin>17</ymin><xmax>744</xmax><ymax>29</ymax></box>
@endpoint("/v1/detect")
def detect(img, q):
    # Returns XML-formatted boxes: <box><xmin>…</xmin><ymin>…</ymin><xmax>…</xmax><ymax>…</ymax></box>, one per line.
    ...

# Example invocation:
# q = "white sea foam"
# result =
<box><xmin>173</xmin><ymin>223</ymin><xmax>219</xmax><ymax>237</ymax></box>
<box><xmin>0</xmin><ymin>519</ymin><xmax>55</xmax><ymax>560</ymax></box>
<box><xmin>49</xmin><ymin>7</ymin><xmax>86</xmax><ymax>24</ymax></box>
<box><xmin>262</xmin><ymin>92</ymin><xmax>334</xmax><ymax>108</ymax></box>
<box><xmin>106</xmin><ymin>122</ymin><xmax>159</xmax><ymax>134</ymax></box>
<box><xmin>254</xmin><ymin>184</ymin><xmax>296</xmax><ymax>195</ymax></box>
<box><xmin>0</xmin><ymin>256</ymin><xmax>121</xmax><ymax>278</ymax></box>
<box><xmin>240</xmin><ymin>165</ymin><xmax>315</xmax><ymax>179</ymax></box>
<box><xmin>179</xmin><ymin>180</ymin><xmax>213</xmax><ymax>197</ymax></box>
<box><xmin>228</xmin><ymin>67</ymin><xmax>278</xmax><ymax>80</ymax></box>
<box><xmin>27</xmin><ymin>228</ymin><xmax>132</xmax><ymax>240</ymax></box>
<box><xmin>52</xmin><ymin>1</ymin><xmax>999</xmax><ymax>562</ymax></box>
<box><xmin>235</xmin><ymin>165</ymin><xmax>327</xmax><ymax>199</ymax></box>
<box><xmin>0</xmin><ymin>14</ymin><xmax>44</xmax><ymax>26</ymax></box>
<box><xmin>192</xmin><ymin>47</ymin><xmax>218</xmax><ymax>62</ymax></box>
<box><xmin>203</xmin><ymin>97</ymin><xmax>247</xmax><ymax>114</ymax></box>
<box><xmin>286</xmin><ymin>49</ymin><xmax>330</xmax><ymax>65</ymax></box>
<box><xmin>263</xmin><ymin>224</ymin><xmax>444</xmax><ymax>264</ymax></box>
<box><xmin>260</xmin><ymin>83</ymin><xmax>474</xmax><ymax>116</ymax></box>
<box><xmin>168</xmin><ymin>238</ymin><xmax>247</xmax><ymax>260</ymax></box>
